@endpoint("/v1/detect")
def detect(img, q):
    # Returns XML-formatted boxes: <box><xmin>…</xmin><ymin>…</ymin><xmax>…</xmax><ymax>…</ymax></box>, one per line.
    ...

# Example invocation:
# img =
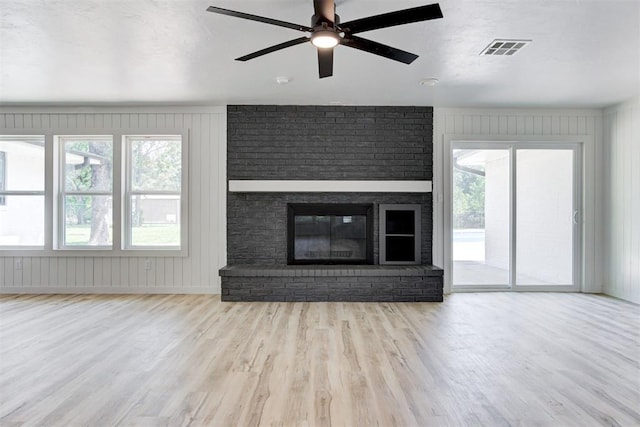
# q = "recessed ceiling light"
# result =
<box><xmin>420</xmin><ymin>78</ymin><xmax>439</xmax><ymax>86</ymax></box>
<box><xmin>275</xmin><ymin>76</ymin><xmax>292</xmax><ymax>85</ymax></box>
<box><xmin>480</xmin><ymin>39</ymin><xmax>531</xmax><ymax>56</ymax></box>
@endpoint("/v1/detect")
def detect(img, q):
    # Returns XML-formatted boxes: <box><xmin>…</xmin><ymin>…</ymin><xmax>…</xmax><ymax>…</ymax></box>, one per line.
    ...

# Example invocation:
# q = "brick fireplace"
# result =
<box><xmin>220</xmin><ymin>105</ymin><xmax>443</xmax><ymax>301</ymax></box>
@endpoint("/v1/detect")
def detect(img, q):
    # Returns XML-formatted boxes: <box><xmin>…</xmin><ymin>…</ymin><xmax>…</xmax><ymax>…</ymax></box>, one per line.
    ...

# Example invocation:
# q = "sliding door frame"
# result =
<box><xmin>443</xmin><ymin>136</ymin><xmax>585</xmax><ymax>293</ymax></box>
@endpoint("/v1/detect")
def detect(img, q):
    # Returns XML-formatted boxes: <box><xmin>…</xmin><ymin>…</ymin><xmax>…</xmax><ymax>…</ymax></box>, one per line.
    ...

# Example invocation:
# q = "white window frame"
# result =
<box><xmin>0</xmin><ymin>135</ymin><xmax>46</xmax><ymax>250</ymax></box>
<box><xmin>0</xmin><ymin>150</ymin><xmax>6</xmax><ymax>206</ymax></box>
<box><xmin>0</xmin><ymin>130</ymin><xmax>188</xmax><ymax>257</ymax></box>
<box><xmin>56</xmin><ymin>135</ymin><xmax>114</xmax><ymax>250</ymax></box>
<box><xmin>442</xmin><ymin>135</ymin><xmax>586</xmax><ymax>293</ymax></box>
<box><xmin>123</xmin><ymin>134</ymin><xmax>188</xmax><ymax>252</ymax></box>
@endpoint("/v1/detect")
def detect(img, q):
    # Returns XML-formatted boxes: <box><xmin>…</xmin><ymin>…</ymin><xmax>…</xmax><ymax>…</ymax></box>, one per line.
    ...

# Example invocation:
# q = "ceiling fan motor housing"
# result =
<box><xmin>311</xmin><ymin>13</ymin><xmax>340</xmax><ymax>29</ymax></box>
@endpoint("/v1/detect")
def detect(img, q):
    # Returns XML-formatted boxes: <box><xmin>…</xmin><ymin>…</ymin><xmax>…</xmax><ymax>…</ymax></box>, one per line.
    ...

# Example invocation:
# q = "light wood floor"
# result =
<box><xmin>0</xmin><ymin>293</ymin><xmax>638</xmax><ymax>427</ymax></box>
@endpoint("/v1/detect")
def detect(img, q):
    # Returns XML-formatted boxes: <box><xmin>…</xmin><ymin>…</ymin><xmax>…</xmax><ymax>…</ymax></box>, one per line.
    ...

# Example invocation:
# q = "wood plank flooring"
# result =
<box><xmin>0</xmin><ymin>293</ymin><xmax>638</xmax><ymax>426</ymax></box>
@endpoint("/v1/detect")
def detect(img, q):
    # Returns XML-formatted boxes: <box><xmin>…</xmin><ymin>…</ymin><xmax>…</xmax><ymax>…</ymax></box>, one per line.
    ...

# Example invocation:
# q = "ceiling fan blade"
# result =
<box><xmin>206</xmin><ymin>6</ymin><xmax>313</xmax><ymax>32</ymax></box>
<box><xmin>313</xmin><ymin>0</ymin><xmax>335</xmax><ymax>24</ymax></box>
<box><xmin>318</xmin><ymin>48</ymin><xmax>334</xmax><ymax>78</ymax></box>
<box><xmin>340</xmin><ymin>35</ymin><xmax>418</xmax><ymax>64</ymax></box>
<box><xmin>236</xmin><ymin>37</ymin><xmax>310</xmax><ymax>61</ymax></box>
<box><xmin>340</xmin><ymin>3</ymin><xmax>443</xmax><ymax>35</ymax></box>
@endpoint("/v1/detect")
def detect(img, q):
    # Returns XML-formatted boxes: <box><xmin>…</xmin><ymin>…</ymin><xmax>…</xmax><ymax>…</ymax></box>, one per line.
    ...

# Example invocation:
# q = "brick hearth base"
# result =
<box><xmin>219</xmin><ymin>265</ymin><xmax>444</xmax><ymax>302</ymax></box>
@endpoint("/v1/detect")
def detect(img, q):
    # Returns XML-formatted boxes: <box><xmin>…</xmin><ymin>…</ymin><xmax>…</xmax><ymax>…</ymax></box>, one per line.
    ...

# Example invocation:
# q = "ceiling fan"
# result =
<box><xmin>206</xmin><ymin>0</ymin><xmax>443</xmax><ymax>78</ymax></box>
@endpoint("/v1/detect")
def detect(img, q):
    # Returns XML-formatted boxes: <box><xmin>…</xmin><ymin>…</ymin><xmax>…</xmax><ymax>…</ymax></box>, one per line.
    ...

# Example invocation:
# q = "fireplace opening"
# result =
<box><xmin>287</xmin><ymin>204</ymin><xmax>374</xmax><ymax>265</ymax></box>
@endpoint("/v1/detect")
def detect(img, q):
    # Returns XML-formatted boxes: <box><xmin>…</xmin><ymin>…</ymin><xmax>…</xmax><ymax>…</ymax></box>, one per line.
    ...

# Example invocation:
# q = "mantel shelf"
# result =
<box><xmin>228</xmin><ymin>180</ymin><xmax>433</xmax><ymax>193</ymax></box>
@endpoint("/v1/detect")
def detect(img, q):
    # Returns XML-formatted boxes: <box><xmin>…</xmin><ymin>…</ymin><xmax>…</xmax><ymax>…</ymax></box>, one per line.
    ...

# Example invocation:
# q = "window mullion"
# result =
<box><xmin>64</xmin><ymin>191</ymin><xmax>112</xmax><ymax>196</ymax></box>
<box><xmin>124</xmin><ymin>137</ymin><xmax>132</xmax><ymax>249</ymax></box>
<box><xmin>0</xmin><ymin>190</ymin><xmax>46</xmax><ymax>196</ymax></box>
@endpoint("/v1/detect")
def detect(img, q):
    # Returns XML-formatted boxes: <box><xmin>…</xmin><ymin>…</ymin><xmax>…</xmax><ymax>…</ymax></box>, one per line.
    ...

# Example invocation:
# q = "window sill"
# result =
<box><xmin>0</xmin><ymin>248</ymin><xmax>188</xmax><ymax>258</ymax></box>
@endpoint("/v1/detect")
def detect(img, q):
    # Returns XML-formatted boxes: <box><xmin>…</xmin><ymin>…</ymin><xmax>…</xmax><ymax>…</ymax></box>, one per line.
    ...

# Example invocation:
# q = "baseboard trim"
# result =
<box><xmin>0</xmin><ymin>286</ymin><xmax>219</xmax><ymax>295</ymax></box>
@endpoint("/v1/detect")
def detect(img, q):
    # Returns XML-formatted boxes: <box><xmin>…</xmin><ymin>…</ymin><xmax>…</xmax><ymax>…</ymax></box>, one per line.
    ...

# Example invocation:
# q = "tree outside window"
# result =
<box><xmin>126</xmin><ymin>136</ymin><xmax>182</xmax><ymax>248</ymax></box>
<box><xmin>61</xmin><ymin>137</ymin><xmax>113</xmax><ymax>247</ymax></box>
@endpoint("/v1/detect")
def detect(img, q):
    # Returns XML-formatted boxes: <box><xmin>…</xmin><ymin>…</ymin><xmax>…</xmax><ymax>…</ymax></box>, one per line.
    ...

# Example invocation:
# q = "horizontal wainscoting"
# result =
<box><xmin>220</xmin><ymin>265</ymin><xmax>444</xmax><ymax>302</ymax></box>
<box><xmin>228</xmin><ymin>180</ymin><xmax>433</xmax><ymax>193</ymax></box>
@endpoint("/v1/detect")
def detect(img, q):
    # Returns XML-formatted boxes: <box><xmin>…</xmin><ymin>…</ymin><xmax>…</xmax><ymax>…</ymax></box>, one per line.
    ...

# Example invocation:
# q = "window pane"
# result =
<box><xmin>131</xmin><ymin>138</ymin><xmax>181</xmax><ymax>192</ymax></box>
<box><xmin>0</xmin><ymin>196</ymin><xmax>45</xmax><ymax>246</ymax></box>
<box><xmin>0</xmin><ymin>152</ymin><xmax>6</xmax><ymax>201</ymax></box>
<box><xmin>130</xmin><ymin>195</ymin><xmax>180</xmax><ymax>246</ymax></box>
<box><xmin>64</xmin><ymin>138</ymin><xmax>113</xmax><ymax>192</ymax></box>
<box><xmin>0</xmin><ymin>136</ymin><xmax>45</xmax><ymax>191</ymax></box>
<box><xmin>453</xmin><ymin>149</ymin><xmax>510</xmax><ymax>286</ymax></box>
<box><xmin>516</xmin><ymin>149</ymin><xmax>574</xmax><ymax>285</ymax></box>
<box><xmin>64</xmin><ymin>195</ymin><xmax>113</xmax><ymax>246</ymax></box>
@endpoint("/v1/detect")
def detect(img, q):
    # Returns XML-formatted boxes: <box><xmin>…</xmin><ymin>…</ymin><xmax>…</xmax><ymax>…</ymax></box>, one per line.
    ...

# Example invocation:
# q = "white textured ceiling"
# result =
<box><xmin>0</xmin><ymin>0</ymin><xmax>638</xmax><ymax>108</ymax></box>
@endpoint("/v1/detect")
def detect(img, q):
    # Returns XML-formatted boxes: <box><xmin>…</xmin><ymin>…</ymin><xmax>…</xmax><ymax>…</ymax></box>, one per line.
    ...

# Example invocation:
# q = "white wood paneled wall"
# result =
<box><xmin>604</xmin><ymin>98</ymin><xmax>640</xmax><ymax>304</ymax></box>
<box><xmin>432</xmin><ymin>108</ymin><xmax>604</xmax><ymax>294</ymax></box>
<box><xmin>0</xmin><ymin>107</ymin><xmax>226</xmax><ymax>294</ymax></box>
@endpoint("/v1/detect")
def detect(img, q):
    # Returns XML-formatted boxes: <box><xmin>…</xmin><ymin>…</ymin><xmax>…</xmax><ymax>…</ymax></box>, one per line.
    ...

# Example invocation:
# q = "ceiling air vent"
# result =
<box><xmin>480</xmin><ymin>39</ymin><xmax>531</xmax><ymax>56</ymax></box>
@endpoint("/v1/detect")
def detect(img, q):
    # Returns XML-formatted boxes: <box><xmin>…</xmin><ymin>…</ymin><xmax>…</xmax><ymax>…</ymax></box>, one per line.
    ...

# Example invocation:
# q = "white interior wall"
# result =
<box><xmin>0</xmin><ymin>107</ymin><xmax>227</xmax><ymax>294</ymax></box>
<box><xmin>433</xmin><ymin>108</ymin><xmax>604</xmax><ymax>294</ymax></box>
<box><xmin>603</xmin><ymin>98</ymin><xmax>640</xmax><ymax>304</ymax></box>
<box><xmin>2</xmin><ymin>105</ymin><xmax>632</xmax><ymax>300</ymax></box>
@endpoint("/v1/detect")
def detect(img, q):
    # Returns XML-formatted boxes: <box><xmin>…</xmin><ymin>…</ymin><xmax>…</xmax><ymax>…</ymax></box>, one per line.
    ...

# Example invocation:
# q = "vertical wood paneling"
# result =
<box><xmin>433</xmin><ymin>107</ymin><xmax>604</xmax><ymax>295</ymax></box>
<box><xmin>635</xmin><ymin>104</ymin><xmax>640</xmax><ymax>303</ymax></box>
<box><xmin>604</xmin><ymin>99</ymin><xmax>640</xmax><ymax>303</ymax></box>
<box><xmin>49</xmin><ymin>258</ymin><xmax>58</xmax><ymax>287</ymax></box>
<box><xmin>31</xmin><ymin>257</ymin><xmax>41</xmax><ymax>286</ymax></box>
<box><xmin>148</xmin><ymin>258</ymin><xmax>157</xmax><ymax>287</ymax></box>
<box><xmin>0</xmin><ymin>108</ymin><xmax>226</xmax><ymax>294</ymax></box>
<box><xmin>22</xmin><ymin>257</ymin><xmax>32</xmax><ymax>287</ymax></box>
<box><xmin>14</xmin><ymin>258</ymin><xmax>23</xmax><ymax>286</ymax></box>
<box><xmin>39</xmin><ymin>257</ymin><xmax>49</xmax><ymax>287</ymax></box>
<box><xmin>57</xmin><ymin>257</ymin><xmax>66</xmax><ymax>287</ymax></box>
<box><xmin>3</xmin><ymin>258</ymin><xmax>12</xmax><ymax>285</ymax></box>
<box><xmin>182</xmin><ymin>114</ymin><xmax>195</xmax><ymax>290</ymax></box>
<box><xmin>200</xmin><ymin>114</ymin><xmax>212</xmax><ymax>289</ymax></box>
<box><xmin>173</xmin><ymin>257</ymin><xmax>183</xmax><ymax>288</ymax></box>
<box><xmin>120</xmin><ymin>257</ymin><xmax>130</xmax><ymax>288</ymax></box>
<box><xmin>507</xmin><ymin>116</ymin><xmax>517</xmax><ymax>134</ymax></box>
<box><xmin>164</xmin><ymin>257</ymin><xmax>174</xmax><ymax>287</ymax></box>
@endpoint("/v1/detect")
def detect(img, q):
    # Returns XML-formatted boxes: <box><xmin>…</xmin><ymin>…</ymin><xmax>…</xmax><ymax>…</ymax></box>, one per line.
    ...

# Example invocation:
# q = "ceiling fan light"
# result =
<box><xmin>311</xmin><ymin>31</ymin><xmax>339</xmax><ymax>48</ymax></box>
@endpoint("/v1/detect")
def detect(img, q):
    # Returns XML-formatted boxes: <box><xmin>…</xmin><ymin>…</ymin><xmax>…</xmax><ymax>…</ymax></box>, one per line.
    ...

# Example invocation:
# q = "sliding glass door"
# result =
<box><xmin>452</xmin><ymin>148</ymin><xmax>511</xmax><ymax>287</ymax></box>
<box><xmin>452</xmin><ymin>143</ymin><xmax>581</xmax><ymax>291</ymax></box>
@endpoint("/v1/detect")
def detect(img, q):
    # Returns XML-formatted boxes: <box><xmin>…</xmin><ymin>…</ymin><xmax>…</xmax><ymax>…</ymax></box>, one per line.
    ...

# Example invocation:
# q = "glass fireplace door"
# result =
<box><xmin>293</xmin><ymin>214</ymin><xmax>367</xmax><ymax>263</ymax></box>
<box><xmin>288</xmin><ymin>204</ymin><xmax>373</xmax><ymax>265</ymax></box>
